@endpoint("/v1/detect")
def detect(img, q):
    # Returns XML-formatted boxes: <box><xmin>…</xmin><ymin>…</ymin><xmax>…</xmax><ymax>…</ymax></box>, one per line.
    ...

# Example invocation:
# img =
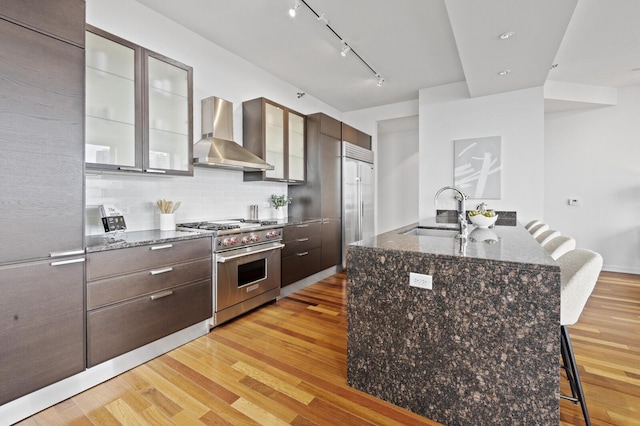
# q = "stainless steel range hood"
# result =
<box><xmin>193</xmin><ymin>96</ymin><xmax>274</xmax><ymax>171</ymax></box>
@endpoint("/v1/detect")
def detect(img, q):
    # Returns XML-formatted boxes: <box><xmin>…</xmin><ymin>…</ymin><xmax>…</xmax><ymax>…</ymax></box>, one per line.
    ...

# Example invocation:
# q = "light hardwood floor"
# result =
<box><xmin>17</xmin><ymin>271</ymin><xmax>640</xmax><ymax>425</ymax></box>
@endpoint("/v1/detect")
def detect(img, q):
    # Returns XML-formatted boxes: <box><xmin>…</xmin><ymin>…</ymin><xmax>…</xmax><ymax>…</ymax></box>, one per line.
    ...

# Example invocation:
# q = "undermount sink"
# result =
<box><xmin>402</xmin><ymin>227</ymin><xmax>459</xmax><ymax>238</ymax></box>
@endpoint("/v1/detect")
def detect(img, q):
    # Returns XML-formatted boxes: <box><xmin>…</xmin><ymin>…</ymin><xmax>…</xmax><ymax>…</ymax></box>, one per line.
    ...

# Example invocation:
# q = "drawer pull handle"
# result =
<box><xmin>296</xmin><ymin>238</ymin><xmax>309</xmax><ymax>242</ymax></box>
<box><xmin>296</xmin><ymin>224</ymin><xmax>309</xmax><ymax>228</ymax></box>
<box><xmin>50</xmin><ymin>249</ymin><xmax>85</xmax><ymax>258</ymax></box>
<box><xmin>150</xmin><ymin>244</ymin><xmax>173</xmax><ymax>251</ymax></box>
<box><xmin>51</xmin><ymin>258</ymin><xmax>85</xmax><ymax>266</ymax></box>
<box><xmin>150</xmin><ymin>267</ymin><xmax>173</xmax><ymax>275</ymax></box>
<box><xmin>150</xmin><ymin>290</ymin><xmax>174</xmax><ymax>300</ymax></box>
<box><xmin>118</xmin><ymin>166</ymin><xmax>143</xmax><ymax>172</ymax></box>
<box><xmin>145</xmin><ymin>169</ymin><xmax>166</xmax><ymax>174</ymax></box>
<box><xmin>296</xmin><ymin>251</ymin><xmax>309</xmax><ymax>257</ymax></box>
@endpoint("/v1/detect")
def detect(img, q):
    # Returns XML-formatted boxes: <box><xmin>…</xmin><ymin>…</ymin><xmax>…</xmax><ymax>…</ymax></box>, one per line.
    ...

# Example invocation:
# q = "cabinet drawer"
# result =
<box><xmin>282</xmin><ymin>234</ymin><xmax>321</xmax><ymax>258</ymax></box>
<box><xmin>281</xmin><ymin>247</ymin><xmax>322</xmax><ymax>287</ymax></box>
<box><xmin>87</xmin><ymin>237</ymin><xmax>211</xmax><ymax>280</ymax></box>
<box><xmin>87</xmin><ymin>279</ymin><xmax>212</xmax><ymax>367</ymax></box>
<box><xmin>87</xmin><ymin>257</ymin><xmax>211</xmax><ymax>310</ymax></box>
<box><xmin>283</xmin><ymin>221</ymin><xmax>321</xmax><ymax>242</ymax></box>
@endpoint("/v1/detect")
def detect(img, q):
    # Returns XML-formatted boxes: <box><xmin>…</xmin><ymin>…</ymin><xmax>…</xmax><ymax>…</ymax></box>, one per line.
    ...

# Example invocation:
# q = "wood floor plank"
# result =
<box><xmin>16</xmin><ymin>271</ymin><xmax>640</xmax><ymax>426</ymax></box>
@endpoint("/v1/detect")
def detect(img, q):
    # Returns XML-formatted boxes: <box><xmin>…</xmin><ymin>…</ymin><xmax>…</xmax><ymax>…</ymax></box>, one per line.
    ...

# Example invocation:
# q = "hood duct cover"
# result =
<box><xmin>193</xmin><ymin>96</ymin><xmax>274</xmax><ymax>171</ymax></box>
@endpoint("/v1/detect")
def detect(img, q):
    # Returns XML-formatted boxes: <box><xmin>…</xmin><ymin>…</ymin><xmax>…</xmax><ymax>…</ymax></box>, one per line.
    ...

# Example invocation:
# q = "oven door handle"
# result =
<box><xmin>216</xmin><ymin>243</ymin><xmax>285</xmax><ymax>263</ymax></box>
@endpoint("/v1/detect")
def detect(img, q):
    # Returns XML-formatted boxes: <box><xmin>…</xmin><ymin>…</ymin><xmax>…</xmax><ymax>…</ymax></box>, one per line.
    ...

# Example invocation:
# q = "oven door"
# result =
<box><xmin>215</xmin><ymin>242</ymin><xmax>284</xmax><ymax>313</ymax></box>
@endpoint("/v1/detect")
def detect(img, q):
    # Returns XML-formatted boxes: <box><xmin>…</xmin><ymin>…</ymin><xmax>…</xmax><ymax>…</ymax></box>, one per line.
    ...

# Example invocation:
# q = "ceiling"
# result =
<box><xmin>135</xmin><ymin>0</ymin><xmax>640</xmax><ymax>113</ymax></box>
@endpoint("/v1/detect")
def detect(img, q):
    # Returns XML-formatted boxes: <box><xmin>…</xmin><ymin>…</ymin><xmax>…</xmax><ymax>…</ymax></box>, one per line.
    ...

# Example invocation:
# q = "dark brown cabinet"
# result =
<box><xmin>0</xmin><ymin>18</ymin><xmax>84</xmax><ymax>263</ymax></box>
<box><xmin>0</xmin><ymin>2</ymin><xmax>86</xmax><ymax>405</ymax></box>
<box><xmin>0</xmin><ymin>0</ymin><xmax>85</xmax><ymax>46</ymax></box>
<box><xmin>85</xmin><ymin>26</ymin><xmax>194</xmax><ymax>176</ymax></box>
<box><xmin>86</xmin><ymin>238</ymin><xmax>212</xmax><ymax>367</ymax></box>
<box><xmin>0</xmin><ymin>258</ymin><xmax>85</xmax><ymax>405</ymax></box>
<box><xmin>342</xmin><ymin>122</ymin><xmax>371</xmax><ymax>150</ymax></box>
<box><xmin>243</xmin><ymin>97</ymin><xmax>306</xmax><ymax>184</ymax></box>
<box><xmin>281</xmin><ymin>221</ymin><xmax>322</xmax><ymax>287</ymax></box>
<box><xmin>289</xmin><ymin>114</ymin><xmax>343</xmax><ymax>270</ymax></box>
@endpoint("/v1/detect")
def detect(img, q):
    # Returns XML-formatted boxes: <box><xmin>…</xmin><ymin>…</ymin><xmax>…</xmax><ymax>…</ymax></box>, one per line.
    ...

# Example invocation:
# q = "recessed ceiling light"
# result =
<box><xmin>499</xmin><ymin>31</ymin><xmax>515</xmax><ymax>40</ymax></box>
<box><xmin>550</xmin><ymin>63</ymin><xmax>559</xmax><ymax>70</ymax></box>
<box><xmin>498</xmin><ymin>70</ymin><xmax>511</xmax><ymax>76</ymax></box>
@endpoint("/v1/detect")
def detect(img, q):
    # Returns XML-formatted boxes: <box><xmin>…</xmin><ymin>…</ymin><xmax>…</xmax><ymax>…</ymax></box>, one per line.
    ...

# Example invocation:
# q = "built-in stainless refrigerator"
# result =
<box><xmin>342</xmin><ymin>142</ymin><xmax>375</xmax><ymax>266</ymax></box>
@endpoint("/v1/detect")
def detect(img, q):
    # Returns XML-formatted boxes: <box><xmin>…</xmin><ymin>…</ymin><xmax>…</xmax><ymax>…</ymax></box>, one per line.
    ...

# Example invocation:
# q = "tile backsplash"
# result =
<box><xmin>85</xmin><ymin>167</ymin><xmax>288</xmax><ymax>235</ymax></box>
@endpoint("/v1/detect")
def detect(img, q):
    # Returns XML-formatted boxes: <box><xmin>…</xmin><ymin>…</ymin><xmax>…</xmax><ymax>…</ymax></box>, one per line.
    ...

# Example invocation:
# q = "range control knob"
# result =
<box><xmin>251</xmin><ymin>234</ymin><xmax>261</xmax><ymax>242</ymax></box>
<box><xmin>222</xmin><ymin>237</ymin><xmax>234</xmax><ymax>246</ymax></box>
<box><xmin>266</xmin><ymin>231</ymin><xmax>278</xmax><ymax>239</ymax></box>
<box><xmin>230</xmin><ymin>237</ymin><xmax>239</xmax><ymax>245</ymax></box>
<box><xmin>242</xmin><ymin>235</ymin><xmax>252</xmax><ymax>244</ymax></box>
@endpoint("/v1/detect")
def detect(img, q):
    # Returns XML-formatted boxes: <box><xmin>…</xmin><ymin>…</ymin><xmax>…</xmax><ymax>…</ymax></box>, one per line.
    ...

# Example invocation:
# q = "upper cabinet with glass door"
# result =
<box><xmin>243</xmin><ymin>97</ymin><xmax>306</xmax><ymax>184</ymax></box>
<box><xmin>85</xmin><ymin>26</ymin><xmax>193</xmax><ymax>175</ymax></box>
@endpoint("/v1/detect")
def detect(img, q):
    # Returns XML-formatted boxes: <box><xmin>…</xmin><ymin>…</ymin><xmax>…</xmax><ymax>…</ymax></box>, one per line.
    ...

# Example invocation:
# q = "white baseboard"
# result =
<box><xmin>0</xmin><ymin>321</ymin><xmax>209</xmax><ymax>426</ymax></box>
<box><xmin>602</xmin><ymin>264</ymin><xmax>640</xmax><ymax>275</ymax></box>
<box><xmin>279</xmin><ymin>265</ymin><xmax>342</xmax><ymax>298</ymax></box>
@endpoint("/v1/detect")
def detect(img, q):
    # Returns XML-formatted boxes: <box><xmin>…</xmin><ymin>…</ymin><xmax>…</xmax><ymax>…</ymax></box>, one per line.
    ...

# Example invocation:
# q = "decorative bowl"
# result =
<box><xmin>469</xmin><ymin>212</ymin><xmax>498</xmax><ymax>228</ymax></box>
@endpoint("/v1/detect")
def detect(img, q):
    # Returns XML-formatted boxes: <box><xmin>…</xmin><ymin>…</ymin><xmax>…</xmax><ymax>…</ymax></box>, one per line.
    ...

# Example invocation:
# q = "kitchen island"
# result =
<box><xmin>346</xmin><ymin>220</ymin><xmax>560</xmax><ymax>424</ymax></box>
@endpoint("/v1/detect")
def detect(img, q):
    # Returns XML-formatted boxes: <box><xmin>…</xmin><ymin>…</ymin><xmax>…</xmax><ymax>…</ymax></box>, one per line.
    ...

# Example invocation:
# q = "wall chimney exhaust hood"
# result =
<box><xmin>193</xmin><ymin>97</ymin><xmax>274</xmax><ymax>171</ymax></box>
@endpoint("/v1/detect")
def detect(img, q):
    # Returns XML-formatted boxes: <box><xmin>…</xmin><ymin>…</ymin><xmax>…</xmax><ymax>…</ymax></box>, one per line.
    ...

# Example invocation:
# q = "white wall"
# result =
<box><xmin>85</xmin><ymin>0</ymin><xmax>342</xmax><ymax>234</ymax></box>
<box><xmin>376</xmin><ymin>123</ymin><xmax>419</xmax><ymax>233</ymax></box>
<box><xmin>419</xmin><ymin>83</ymin><xmax>545</xmax><ymax>222</ymax></box>
<box><xmin>545</xmin><ymin>85</ymin><xmax>640</xmax><ymax>273</ymax></box>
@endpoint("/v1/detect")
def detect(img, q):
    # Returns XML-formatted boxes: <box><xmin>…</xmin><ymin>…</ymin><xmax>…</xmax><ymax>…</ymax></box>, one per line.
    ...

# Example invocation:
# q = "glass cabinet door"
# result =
<box><xmin>85</xmin><ymin>30</ymin><xmax>138</xmax><ymax>169</ymax></box>
<box><xmin>264</xmin><ymin>102</ymin><xmax>285</xmax><ymax>180</ymax></box>
<box><xmin>288</xmin><ymin>111</ymin><xmax>305</xmax><ymax>182</ymax></box>
<box><xmin>146</xmin><ymin>54</ymin><xmax>192</xmax><ymax>174</ymax></box>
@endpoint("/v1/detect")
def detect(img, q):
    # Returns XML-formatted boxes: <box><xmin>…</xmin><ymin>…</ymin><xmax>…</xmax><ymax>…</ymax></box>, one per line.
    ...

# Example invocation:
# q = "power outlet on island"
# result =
<box><xmin>410</xmin><ymin>272</ymin><xmax>432</xmax><ymax>290</ymax></box>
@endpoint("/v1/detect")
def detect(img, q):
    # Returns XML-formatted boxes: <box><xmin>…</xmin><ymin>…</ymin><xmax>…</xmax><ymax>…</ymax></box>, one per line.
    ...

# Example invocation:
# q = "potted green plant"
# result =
<box><xmin>271</xmin><ymin>194</ymin><xmax>292</xmax><ymax>219</ymax></box>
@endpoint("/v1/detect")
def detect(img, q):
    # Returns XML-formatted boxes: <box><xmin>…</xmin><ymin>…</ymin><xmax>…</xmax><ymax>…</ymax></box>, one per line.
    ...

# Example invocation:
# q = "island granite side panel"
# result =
<box><xmin>346</xmin><ymin>245</ymin><xmax>560</xmax><ymax>425</ymax></box>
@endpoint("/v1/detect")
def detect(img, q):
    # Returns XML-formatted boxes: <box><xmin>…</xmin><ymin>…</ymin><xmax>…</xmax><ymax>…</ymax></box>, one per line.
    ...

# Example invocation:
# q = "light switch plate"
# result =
<box><xmin>410</xmin><ymin>272</ymin><xmax>432</xmax><ymax>290</ymax></box>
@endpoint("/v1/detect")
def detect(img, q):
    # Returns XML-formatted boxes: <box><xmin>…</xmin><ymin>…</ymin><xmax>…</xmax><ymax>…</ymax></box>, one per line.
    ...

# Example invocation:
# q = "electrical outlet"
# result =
<box><xmin>410</xmin><ymin>272</ymin><xmax>432</xmax><ymax>290</ymax></box>
<box><xmin>568</xmin><ymin>198</ymin><xmax>582</xmax><ymax>206</ymax></box>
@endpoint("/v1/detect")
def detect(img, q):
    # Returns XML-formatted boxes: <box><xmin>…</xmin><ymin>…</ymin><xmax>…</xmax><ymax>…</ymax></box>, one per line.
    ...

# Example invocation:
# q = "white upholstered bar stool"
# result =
<box><xmin>536</xmin><ymin>229</ymin><xmax>561</xmax><ymax>246</ymax></box>
<box><xmin>529</xmin><ymin>223</ymin><xmax>549</xmax><ymax>238</ymax></box>
<box><xmin>557</xmin><ymin>249</ymin><xmax>603</xmax><ymax>426</ymax></box>
<box><xmin>544</xmin><ymin>236</ymin><xmax>576</xmax><ymax>260</ymax></box>
<box><xmin>525</xmin><ymin>219</ymin><xmax>541</xmax><ymax>230</ymax></box>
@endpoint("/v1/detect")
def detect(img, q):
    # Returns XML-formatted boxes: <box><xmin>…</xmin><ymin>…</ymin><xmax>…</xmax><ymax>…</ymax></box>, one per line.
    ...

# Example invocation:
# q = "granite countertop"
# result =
<box><xmin>350</xmin><ymin>218</ymin><xmax>557</xmax><ymax>269</ymax></box>
<box><xmin>85</xmin><ymin>230</ymin><xmax>210</xmax><ymax>253</ymax></box>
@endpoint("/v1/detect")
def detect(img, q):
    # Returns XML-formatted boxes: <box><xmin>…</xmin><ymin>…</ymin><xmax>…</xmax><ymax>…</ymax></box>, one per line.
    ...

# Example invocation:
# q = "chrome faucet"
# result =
<box><xmin>434</xmin><ymin>186</ymin><xmax>469</xmax><ymax>240</ymax></box>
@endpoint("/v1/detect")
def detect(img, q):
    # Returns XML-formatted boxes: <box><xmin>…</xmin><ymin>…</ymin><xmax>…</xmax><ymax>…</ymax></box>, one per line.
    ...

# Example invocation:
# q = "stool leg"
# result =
<box><xmin>561</xmin><ymin>325</ymin><xmax>591</xmax><ymax>426</ymax></box>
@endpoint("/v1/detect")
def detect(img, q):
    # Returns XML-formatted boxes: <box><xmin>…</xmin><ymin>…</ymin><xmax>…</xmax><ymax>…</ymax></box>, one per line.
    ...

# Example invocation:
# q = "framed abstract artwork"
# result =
<box><xmin>454</xmin><ymin>136</ymin><xmax>501</xmax><ymax>199</ymax></box>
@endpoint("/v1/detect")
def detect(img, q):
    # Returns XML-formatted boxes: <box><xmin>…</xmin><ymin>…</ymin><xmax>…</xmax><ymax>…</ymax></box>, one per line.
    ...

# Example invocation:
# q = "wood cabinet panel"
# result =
<box><xmin>281</xmin><ymin>247</ymin><xmax>321</xmax><ymax>287</ymax></box>
<box><xmin>243</xmin><ymin>97</ymin><xmax>306</xmax><ymax>184</ymax></box>
<box><xmin>319</xmin><ymin>133</ymin><xmax>342</xmax><ymax>219</ymax></box>
<box><xmin>342</xmin><ymin>123</ymin><xmax>358</xmax><ymax>144</ymax></box>
<box><xmin>0</xmin><ymin>0</ymin><xmax>85</xmax><ymax>46</ymax></box>
<box><xmin>87</xmin><ymin>257</ymin><xmax>211</xmax><ymax>310</ymax></box>
<box><xmin>85</xmin><ymin>26</ymin><xmax>193</xmax><ymax>176</ymax></box>
<box><xmin>0</xmin><ymin>258</ymin><xmax>85</xmax><ymax>405</ymax></box>
<box><xmin>282</xmin><ymin>234</ymin><xmax>321</xmax><ymax>258</ymax></box>
<box><xmin>87</xmin><ymin>279</ymin><xmax>211</xmax><ymax>367</ymax></box>
<box><xmin>357</xmin><ymin>130</ymin><xmax>372</xmax><ymax>150</ymax></box>
<box><xmin>86</xmin><ymin>238</ymin><xmax>211</xmax><ymax>281</ymax></box>
<box><xmin>321</xmin><ymin>219</ymin><xmax>342</xmax><ymax>269</ymax></box>
<box><xmin>319</xmin><ymin>114</ymin><xmax>341</xmax><ymax>139</ymax></box>
<box><xmin>0</xmin><ymin>18</ymin><xmax>84</xmax><ymax>264</ymax></box>
<box><xmin>283</xmin><ymin>221</ymin><xmax>321</xmax><ymax>242</ymax></box>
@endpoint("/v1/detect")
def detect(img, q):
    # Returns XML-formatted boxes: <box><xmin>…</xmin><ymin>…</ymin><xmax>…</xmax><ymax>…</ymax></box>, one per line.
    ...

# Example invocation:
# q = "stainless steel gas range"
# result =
<box><xmin>177</xmin><ymin>219</ymin><xmax>284</xmax><ymax>327</ymax></box>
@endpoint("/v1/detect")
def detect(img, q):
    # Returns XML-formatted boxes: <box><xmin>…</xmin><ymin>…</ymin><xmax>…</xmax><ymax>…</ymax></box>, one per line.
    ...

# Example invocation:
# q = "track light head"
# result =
<box><xmin>288</xmin><ymin>0</ymin><xmax>300</xmax><ymax>17</ymax></box>
<box><xmin>317</xmin><ymin>13</ymin><xmax>329</xmax><ymax>25</ymax></box>
<box><xmin>376</xmin><ymin>75</ymin><xmax>384</xmax><ymax>86</ymax></box>
<box><xmin>340</xmin><ymin>41</ymin><xmax>351</xmax><ymax>57</ymax></box>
